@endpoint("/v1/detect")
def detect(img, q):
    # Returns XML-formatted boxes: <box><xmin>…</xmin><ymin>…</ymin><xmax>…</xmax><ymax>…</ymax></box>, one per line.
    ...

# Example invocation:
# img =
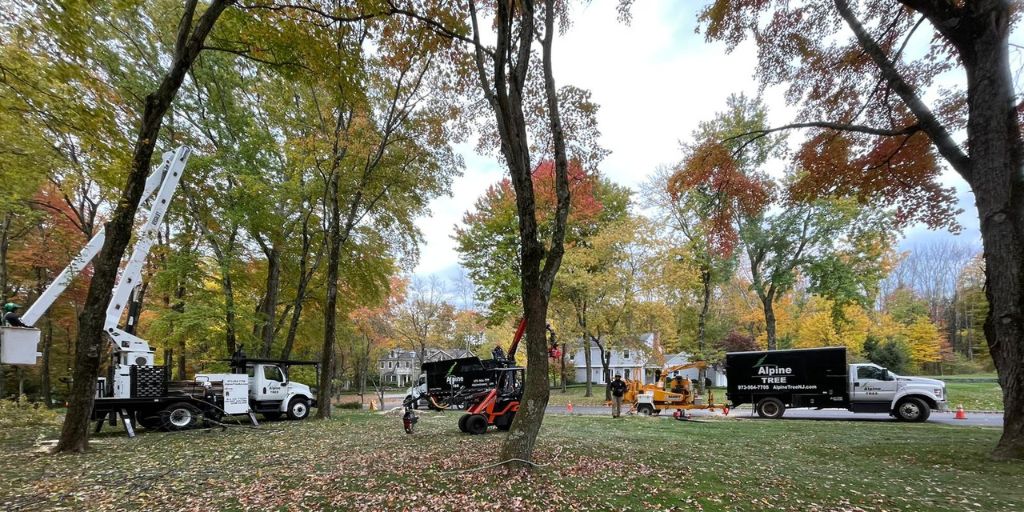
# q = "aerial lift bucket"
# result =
<box><xmin>0</xmin><ymin>327</ymin><xmax>41</xmax><ymax>365</ymax></box>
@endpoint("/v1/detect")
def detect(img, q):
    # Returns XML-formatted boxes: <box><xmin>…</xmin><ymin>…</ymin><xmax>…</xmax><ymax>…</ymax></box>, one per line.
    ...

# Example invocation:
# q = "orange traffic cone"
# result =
<box><xmin>567</xmin><ymin>402</ymin><xmax>574</xmax><ymax>414</ymax></box>
<box><xmin>954</xmin><ymin>404</ymin><xmax>967</xmax><ymax>420</ymax></box>
<box><xmin>723</xmin><ymin>406</ymin><xmax>730</xmax><ymax>416</ymax></box>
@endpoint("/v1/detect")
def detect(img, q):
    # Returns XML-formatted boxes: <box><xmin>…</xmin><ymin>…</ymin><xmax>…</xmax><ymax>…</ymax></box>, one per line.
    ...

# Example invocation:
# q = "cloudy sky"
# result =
<box><xmin>412</xmin><ymin>0</ymin><xmax>1007</xmax><ymax>280</ymax></box>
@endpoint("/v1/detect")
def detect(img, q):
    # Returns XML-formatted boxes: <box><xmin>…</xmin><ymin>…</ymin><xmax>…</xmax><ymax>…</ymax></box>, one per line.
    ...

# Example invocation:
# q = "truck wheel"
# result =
<box><xmin>458</xmin><ymin>414</ymin><xmax>470</xmax><ymax>432</ymax></box>
<box><xmin>161</xmin><ymin>402</ymin><xmax>201</xmax><ymax>431</ymax></box>
<box><xmin>637</xmin><ymin>404</ymin><xmax>654</xmax><ymax>416</ymax></box>
<box><xmin>287</xmin><ymin>397</ymin><xmax>310</xmax><ymax>420</ymax></box>
<box><xmin>894</xmin><ymin>397</ymin><xmax>930</xmax><ymax>422</ymax></box>
<box><xmin>263</xmin><ymin>411</ymin><xmax>282</xmax><ymax>421</ymax></box>
<box><xmin>465</xmin><ymin>414</ymin><xmax>488</xmax><ymax>435</ymax></box>
<box><xmin>756</xmin><ymin>398</ymin><xmax>786</xmax><ymax>419</ymax></box>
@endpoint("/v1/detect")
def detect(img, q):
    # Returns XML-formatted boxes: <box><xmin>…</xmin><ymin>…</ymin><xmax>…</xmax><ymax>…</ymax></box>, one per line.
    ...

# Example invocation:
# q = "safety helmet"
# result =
<box><xmin>3</xmin><ymin>303</ymin><xmax>20</xmax><ymax>312</ymax></box>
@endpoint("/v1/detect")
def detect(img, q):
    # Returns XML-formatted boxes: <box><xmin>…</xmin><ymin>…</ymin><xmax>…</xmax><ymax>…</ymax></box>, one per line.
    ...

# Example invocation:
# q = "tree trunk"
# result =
<box><xmin>0</xmin><ymin>212</ymin><xmax>10</xmax><ymax>301</ymax></box>
<box><xmin>696</xmin><ymin>265</ymin><xmax>711</xmax><ymax>393</ymax></box>
<box><xmin>603</xmin><ymin>349</ymin><xmax>611</xmax><ymax>402</ymax></box>
<box><xmin>498</xmin><ymin>286</ymin><xmax>551</xmax><ymax>465</ymax></box>
<box><xmin>257</xmin><ymin>243</ymin><xmax>281</xmax><ymax>357</ymax></box>
<box><xmin>281</xmin><ymin>211</ymin><xmax>318</xmax><ymax>361</ymax></box>
<box><xmin>559</xmin><ymin>344</ymin><xmax>567</xmax><ymax>393</ymax></box>
<box><xmin>54</xmin><ymin>0</ymin><xmax>230</xmax><ymax>453</ymax></box>
<box><xmin>41</xmin><ymin>316</ymin><xmax>53</xmax><ymax>407</ymax></box>
<box><xmin>762</xmin><ymin>290</ymin><xmax>777</xmax><ymax>350</ymax></box>
<box><xmin>318</xmin><ymin>169</ymin><xmax>342</xmax><ymax>420</ymax></box>
<box><xmin>958</xmin><ymin>4</ymin><xmax>1024</xmax><ymax>460</ymax></box>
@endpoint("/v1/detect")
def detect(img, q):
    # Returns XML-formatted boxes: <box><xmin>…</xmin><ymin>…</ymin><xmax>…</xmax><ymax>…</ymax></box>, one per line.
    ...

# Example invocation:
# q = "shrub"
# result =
<box><xmin>0</xmin><ymin>395</ymin><xmax>62</xmax><ymax>429</ymax></box>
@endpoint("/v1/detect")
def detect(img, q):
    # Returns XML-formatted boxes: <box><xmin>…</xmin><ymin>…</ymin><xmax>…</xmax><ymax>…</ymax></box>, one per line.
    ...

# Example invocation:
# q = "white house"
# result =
<box><xmin>570</xmin><ymin>333</ymin><xmax>663</xmax><ymax>385</ymax></box>
<box><xmin>664</xmin><ymin>352</ymin><xmax>728</xmax><ymax>387</ymax></box>
<box><xmin>378</xmin><ymin>347</ymin><xmax>473</xmax><ymax>386</ymax></box>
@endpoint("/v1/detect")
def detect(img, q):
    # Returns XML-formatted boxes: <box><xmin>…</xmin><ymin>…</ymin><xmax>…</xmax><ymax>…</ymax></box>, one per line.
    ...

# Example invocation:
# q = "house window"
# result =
<box><xmin>623</xmin><ymin>350</ymin><xmax>630</xmax><ymax>359</ymax></box>
<box><xmin>388</xmin><ymin>362</ymin><xmax>392</xmax><ymax>369</ymax></box>
<box><xmin>624</xmin><ymin>369</ymin><xmax>631</xmax><ymax>380</ymax></box>
<box><xmin>379</xmin><ymin>362</ymin><xmax>385</xmax><ymax>369</ymax></box>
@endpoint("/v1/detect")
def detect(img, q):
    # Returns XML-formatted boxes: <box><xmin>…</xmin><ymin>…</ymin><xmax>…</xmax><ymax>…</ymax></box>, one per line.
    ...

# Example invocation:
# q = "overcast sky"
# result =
<box><xmin>412</xmin><ymin>0</ymin><xmax>1011</xmax><ymax>281</ymax></box>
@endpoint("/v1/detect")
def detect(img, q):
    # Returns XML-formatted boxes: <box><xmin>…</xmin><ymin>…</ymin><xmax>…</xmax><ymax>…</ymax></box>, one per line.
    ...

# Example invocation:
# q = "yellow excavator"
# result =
<box><xmin>623</xmin><ymin>361</ymin><xmax>727</xmax><ymax>416</ymax></box>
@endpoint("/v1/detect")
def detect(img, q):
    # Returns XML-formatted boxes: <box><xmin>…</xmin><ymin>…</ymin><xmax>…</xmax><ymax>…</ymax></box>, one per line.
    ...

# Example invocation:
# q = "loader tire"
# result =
<box><xmin>465</xmin><ymin>414</ymin><xmax>488</xmax><ymax>435</ymax></box>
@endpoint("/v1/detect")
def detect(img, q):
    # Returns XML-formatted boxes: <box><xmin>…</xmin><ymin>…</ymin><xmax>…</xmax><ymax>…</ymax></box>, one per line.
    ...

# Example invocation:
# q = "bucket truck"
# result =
<box><xmin>0</xmin><ymin>147</ymin><xmax>317</xmax><ymax>435</ymax></box>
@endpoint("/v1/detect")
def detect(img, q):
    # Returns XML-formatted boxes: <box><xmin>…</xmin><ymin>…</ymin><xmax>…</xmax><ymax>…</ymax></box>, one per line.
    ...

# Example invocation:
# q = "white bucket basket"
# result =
<box><xmin>0</xmin><ymin>327</ymin><xmax>42</xmax><ymax>365</ymax></box>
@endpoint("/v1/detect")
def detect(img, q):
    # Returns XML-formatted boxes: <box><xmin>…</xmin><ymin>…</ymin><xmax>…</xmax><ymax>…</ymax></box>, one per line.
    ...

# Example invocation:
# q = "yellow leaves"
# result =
<box><xmin>903</xmin><ymin>316</ymin><xmax>943</xmax><ymax>365</ymax></box>
<box><xmin>790</xmin><ymin>297</ymin><xmax>868</xmax><ymax>356</ymax></box>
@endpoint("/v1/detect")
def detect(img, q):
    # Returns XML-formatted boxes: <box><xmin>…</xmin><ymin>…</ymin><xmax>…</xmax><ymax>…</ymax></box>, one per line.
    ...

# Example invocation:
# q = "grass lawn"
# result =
<box><xmin>945</xmin><ymin>381</ymin><xmax>1004</xmax><ymax>411</ymax></box>
<box><xmin>1</xmin><ymin>409</ymin><xmax>1020</xmax><ymax>511</ymax></box>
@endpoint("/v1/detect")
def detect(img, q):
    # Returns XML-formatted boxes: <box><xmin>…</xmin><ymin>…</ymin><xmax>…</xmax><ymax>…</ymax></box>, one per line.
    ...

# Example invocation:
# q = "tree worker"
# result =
<box><xmin>610</xmin><ymin>374</ymin><xmax>627</xmax><ymax>418</ymax></box>
<box><xmin>3</xmin><ymin>303</ymin><xmax>26</xmax><ymax>327</ymax></box>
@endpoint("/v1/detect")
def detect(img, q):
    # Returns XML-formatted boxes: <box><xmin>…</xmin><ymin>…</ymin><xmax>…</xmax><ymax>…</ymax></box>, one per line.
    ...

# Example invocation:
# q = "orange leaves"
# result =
<box><xmin>789</xmin><ymin>131</ymin><xmax>960</xmax><ymax>232</ymax></box>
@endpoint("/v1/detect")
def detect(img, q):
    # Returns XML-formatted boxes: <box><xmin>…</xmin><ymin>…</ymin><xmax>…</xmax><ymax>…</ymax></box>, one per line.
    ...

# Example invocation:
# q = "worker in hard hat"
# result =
<box><xmin>3</xmin><ymin>303</ymin><xmax>26</xmax><ymax>327</ymax></box>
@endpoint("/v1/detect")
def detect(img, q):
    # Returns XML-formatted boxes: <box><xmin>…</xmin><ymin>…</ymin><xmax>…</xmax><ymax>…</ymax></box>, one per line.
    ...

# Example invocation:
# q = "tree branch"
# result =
<box><xmin>834</xmin><ymin>0</ymin><xmax>971</xmax><ymax>179</ymax></box>
<box><xmin>201</xmin><ymin>45</ymin><xmax>308</xmax><ymax>69</ymax></box>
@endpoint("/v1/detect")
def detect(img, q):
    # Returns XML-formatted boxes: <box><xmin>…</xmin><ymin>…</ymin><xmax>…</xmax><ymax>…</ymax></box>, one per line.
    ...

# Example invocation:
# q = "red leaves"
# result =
<box><xmin>668</xmin><ymin>141</ymin><xmax>771</xmax><ymax>256</ymax></box>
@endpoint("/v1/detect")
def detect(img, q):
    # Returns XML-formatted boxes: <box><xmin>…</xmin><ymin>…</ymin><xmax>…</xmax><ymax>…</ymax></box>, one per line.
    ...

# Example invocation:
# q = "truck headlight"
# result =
<box><xmin>934</xmin><ymin>388</ymin><xmax>943</xmax><ymax>398</ymax></box>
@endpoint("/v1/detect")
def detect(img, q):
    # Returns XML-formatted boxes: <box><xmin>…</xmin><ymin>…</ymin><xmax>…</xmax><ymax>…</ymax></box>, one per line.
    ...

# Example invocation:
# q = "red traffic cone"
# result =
<box><xmin>723</xmin><ymin>406</ymin><xmax>730</xmax><ymax>416</ymax></box>
<box><xmin>954</xmin><ymin>404</ymin><xmax>967</xmax><ymax>420</ymax></box>
<box><xmin>567</xmin><ymin>401</ymin><xmax>574</xmax><ymax>414</ymax></box>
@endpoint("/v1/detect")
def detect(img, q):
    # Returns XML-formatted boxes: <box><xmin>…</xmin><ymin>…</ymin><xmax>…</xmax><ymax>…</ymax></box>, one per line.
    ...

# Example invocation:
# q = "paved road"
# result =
<box><xmin>547</xmin><ymin>405</ymin><xmax>1004</xmax><ymax>427</ymax></box>
<box><xmin>377</xmin><ymin>393</ymin><xmax>1002</xmax><ymax>427</ymax></box>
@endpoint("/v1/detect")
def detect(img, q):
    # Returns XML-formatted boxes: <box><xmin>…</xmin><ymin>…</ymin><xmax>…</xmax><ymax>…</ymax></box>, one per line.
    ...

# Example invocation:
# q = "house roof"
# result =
<box><xmin>380</xmin><ymin>347</ymin><xmax>474</xmax><ymax>363</ymax></box>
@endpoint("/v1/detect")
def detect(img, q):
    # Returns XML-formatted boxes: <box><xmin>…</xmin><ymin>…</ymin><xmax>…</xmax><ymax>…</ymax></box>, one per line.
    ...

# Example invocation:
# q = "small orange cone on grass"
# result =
<box><xmin>954</xmin><ymin>404</ymin><xmax>967</xmax><ymax>420</ymax></box>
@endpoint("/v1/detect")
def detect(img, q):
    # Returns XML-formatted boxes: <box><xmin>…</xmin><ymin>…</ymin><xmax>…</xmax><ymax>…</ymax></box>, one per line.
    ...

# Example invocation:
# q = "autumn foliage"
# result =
<box><xmin>667</xmin><ymin>140</ymin><xmax>771</xmax><ymax>256</ymax></box>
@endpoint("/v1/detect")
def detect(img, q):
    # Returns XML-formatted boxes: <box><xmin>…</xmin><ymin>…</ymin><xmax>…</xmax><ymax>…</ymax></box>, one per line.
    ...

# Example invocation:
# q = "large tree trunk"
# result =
<box><xmin>319</xmin><ymin>169</ymin><xmax>342</xmax><ymax>420</ymax></box>
<box><xmin>493</xmin><ymin>0</ymin><xmax>570</xmax><ymax>467</ymax></box>
<box><xmin>958</xmin><ymin>3</ymin><xmax>1024</xmax><ymax>460</ymax></box>
<box><xmin>54</xmin><ymin>0</ymin><xmax>230</xmax><ymax>453</ymax></box>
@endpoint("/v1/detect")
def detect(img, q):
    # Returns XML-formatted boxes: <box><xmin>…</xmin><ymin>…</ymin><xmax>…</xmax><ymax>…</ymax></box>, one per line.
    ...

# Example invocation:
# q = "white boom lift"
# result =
<box><xmin>1</xmin><ymin>147</ymin><xmax>318</xmax><ymax>435</ymax></box>
<box><xmin>2</xmin><ymin>146</ymin><xmax>190</xmax><ymax>381</ymax></box>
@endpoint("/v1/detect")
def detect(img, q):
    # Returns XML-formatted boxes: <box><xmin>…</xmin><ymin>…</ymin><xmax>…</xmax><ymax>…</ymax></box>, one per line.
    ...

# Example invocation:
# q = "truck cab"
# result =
<box><xmin>848</xmin><ymin>363</ymin><xmax>947</xmax><ymax>421</ymax></box>
<box><xmin>246</xmin><ymin>363</ymin><xmax>316</xmax><ymax>420</ymax></box>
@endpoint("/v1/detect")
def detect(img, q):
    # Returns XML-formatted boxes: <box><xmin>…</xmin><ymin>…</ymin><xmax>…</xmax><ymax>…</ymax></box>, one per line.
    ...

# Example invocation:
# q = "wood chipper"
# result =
<box><xmin>624</xmin><ymin>361</ymin><xmax>728</xmax><ymax>416</ymax></box>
